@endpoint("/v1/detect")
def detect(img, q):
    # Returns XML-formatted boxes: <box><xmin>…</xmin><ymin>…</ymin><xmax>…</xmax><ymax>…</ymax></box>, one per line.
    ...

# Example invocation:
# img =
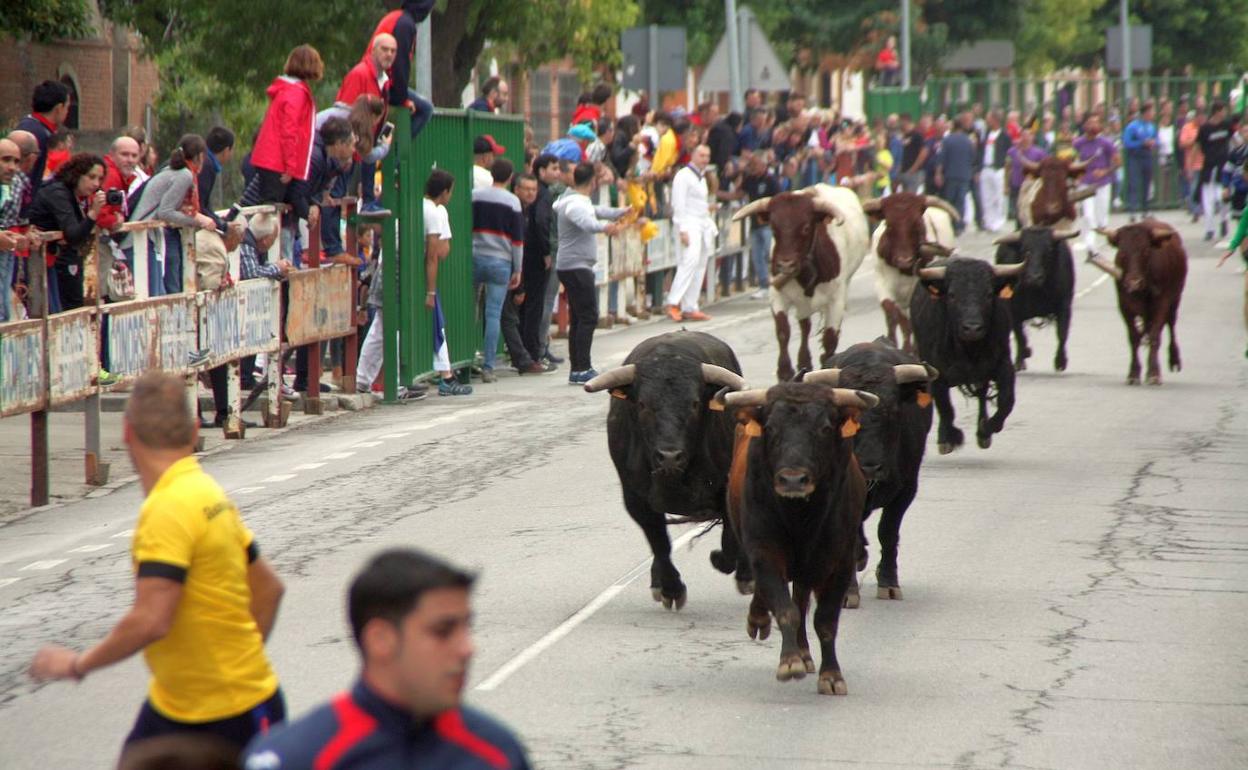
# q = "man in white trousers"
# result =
<box><xmin>666</xmin><ymin>144</ymin><xmax>718</xmax><ymax>322</ymax></box>
<box><xmin>1072</xmin><ymin>115</ymin><xmax>1119</xmax><ymax>256</ymax></box>
<box><xmin>977</xmin><ymin>109</ymin><xmax>1010</xmax><ymax>233</ymax></box>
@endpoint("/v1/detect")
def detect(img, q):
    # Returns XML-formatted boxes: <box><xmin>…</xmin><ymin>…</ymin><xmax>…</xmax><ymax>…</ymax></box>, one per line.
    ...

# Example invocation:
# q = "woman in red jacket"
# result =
<box><xmin>231</xmin><ymin>45</ymin><xmax>323</xmax><ymax>215</ymax></box>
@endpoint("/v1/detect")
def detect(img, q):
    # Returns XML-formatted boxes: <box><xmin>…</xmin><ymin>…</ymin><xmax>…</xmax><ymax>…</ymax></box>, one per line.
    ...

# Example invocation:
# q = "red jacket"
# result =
<box><xmin>337</xmin><ymin>56</ymin><xmax>390</xmax><ymax>107</ymax></box>
<box><xmin>96</xmin><ymin>155</ymin><xmax>136</xmax><ymax>232</ymax></box>
<box><xmin>571</xmin><ymin>104</ymin><xmax>601</xmax><ymax>127</ymax></box>
<box><xmin>251</xmin><ymin>76</ymin><xmax>317</xmax><ymax>181</ymax></box>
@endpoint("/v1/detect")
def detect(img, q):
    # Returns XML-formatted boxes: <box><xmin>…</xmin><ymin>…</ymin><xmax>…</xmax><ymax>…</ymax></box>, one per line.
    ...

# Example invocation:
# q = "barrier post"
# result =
<box><xmin>342</xmin><ymin>198</ymin><xmax>360</xmax><ymax>395</ymax></box>
<box><xmin>28</xmin><ymin>233</ymin><xmax>52</xmax><ymax>507</ymax></box>
<box><xmin>379</xmin><ymin>108</ymin><xmax>408</xmax><ymax>403</ymax></box>
<box><xmin>302</xmin><ymin>219</ymin><xmax>324</xmax><ymax>415</ymax></box>
<box><xmin>82</xmin><ymin>239</ymin><xmax>108</xmax><ymax>485</ymax></box>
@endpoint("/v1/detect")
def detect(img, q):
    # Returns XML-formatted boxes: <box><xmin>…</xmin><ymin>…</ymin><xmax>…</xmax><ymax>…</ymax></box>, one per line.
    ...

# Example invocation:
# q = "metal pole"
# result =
<box><xmin>901</xmin><ymin>0</ymin><xmax>912</xmax><ymax>89</ymax></box>
<box><xmin>726</xmin><ymin>0</ymin><xmax>743</xmax><ymax>113</ymax></box>
<box><xmin>416</xmin><ymin>17</ymin><xmax>432</xmax><ymax>99</ymax></box>
<box><xmin>1120</xmin><ymin>0</ymin><xmax>1131</xmax><ymax>110</ymax></box>
<box><xmin>648</xmin><ymin>25</ymin><xmax>659</xmax><ymax>107</ymax></box>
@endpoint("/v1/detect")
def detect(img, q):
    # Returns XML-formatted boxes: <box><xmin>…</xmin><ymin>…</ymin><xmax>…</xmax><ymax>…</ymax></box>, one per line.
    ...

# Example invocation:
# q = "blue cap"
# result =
<box><xmin>568</xmin><ymin>124</ymin><xmax>597</xmax><ymax>142</ymax></box>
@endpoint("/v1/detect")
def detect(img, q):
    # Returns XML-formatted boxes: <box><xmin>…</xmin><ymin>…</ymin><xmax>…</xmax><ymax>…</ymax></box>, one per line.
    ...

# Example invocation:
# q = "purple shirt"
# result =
<box><xmin>1008</xmin><ymin>145</ymin><xmax>1048</xmax><ymax>190</ymax></box>
<box><xmin>1072</xmin><ymin>134</ymin><xmax>1117</xmax><ymax>188</ymax></box>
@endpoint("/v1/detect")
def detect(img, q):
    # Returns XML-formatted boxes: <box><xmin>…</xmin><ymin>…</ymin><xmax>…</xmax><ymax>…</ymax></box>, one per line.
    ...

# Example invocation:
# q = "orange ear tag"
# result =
<box><xmin>840</xmin><ymin>417</ymin><xmax>860</xmax><ymax>438</ymax></box>
<box><xmin>927</xmin><ymin>285</ymin><xmax>941</xmax><ymax>296</ymax></box>
<box><xmin>743</xmin><ymin>418</ymin><xmax>763</xmax><ymax>437</ymax></box>
<box><xmin>999</xmin><ymin>285</ymin><xmax>1014</xmax><ymax>299</ymax></box>
<box><xmin>916</xmin><ymin>391</ymin><xmax>933</xmax><ymax>408</ymax></box>
<box><xmin>609</xmin><ymin>389</ymin><xmax>628</xmax><ymax>400</ymax></box>
<box><xmin>707</xmin><ymin>398</ymin><xmax>725</xmax><ymax>411</ymax></box>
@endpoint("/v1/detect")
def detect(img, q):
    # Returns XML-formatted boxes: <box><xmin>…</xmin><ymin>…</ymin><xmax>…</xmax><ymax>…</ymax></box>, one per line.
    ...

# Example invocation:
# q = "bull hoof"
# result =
<box><xmin>747</xmin><ymin>612</ymin><xmax>771</xmax><ymax>641</ymax></box>
<box><xmin>799</xmin><ymin>649</ymin><xmax>816</xmax><ymax>674</ymax></box>
<box><xmin>736</xmin><ymin>579</ymin><xmax>755</xmax><ymax>596</ymax></box>
<box><xmin>843</xmin><ymin>587</ymin><xmax>861</xmax><ymax>609</ymax></box>
<box><xmin>817</xmin><ymin>671</ymin><xmax>848</xmax><ymax>696</ymax></box>
<box><xmin>977</xmin><ymin>432</ymin><xmax>992</xmax><ymax>449</ymax></box>
<box><xmin>653</xmin><ymin>585</ymin><xmax>687</xmax><ymax>610</ymax></box>
<box><xmin>776</xmin><ymin>654</ymin><xmax>808</xmax><ymax>682</ymax></box>
<box><xmin>651</xmin><ymin>587</ymin><xmax>663</xmax><ymax>603</ymax></box>
<box><xmin>938</xmin><ymin>443</ymin><xmax>957</xmax><ymax>455</ymax></box>
<box><xmin>709</xmin><ymin>549</ymin><xmax>734</xmax><ymax>574</ymax></box>
<box><xmin>877</xmin><ymin>585</ymin><xmax>904</xmax><ymax>600</ymax></box>
<box><xmin>1014</xmin><ymin>358</ymin><xmax>1028</xmax><ymax>372</ymax></box>
<box><xmin>1126</xmin><ymin>375</ymin><xmax>1140</xmax><ymax>386</ymax></box>
<box><xmin>1146</xmin><ymin>374</ymin><xmax>1162</xmax><ymax>386</ymax></box>
<box><xmin>1055</xmin><ymin>356</ymin><xmax>1067</xmax><ymax>372</ymax></box>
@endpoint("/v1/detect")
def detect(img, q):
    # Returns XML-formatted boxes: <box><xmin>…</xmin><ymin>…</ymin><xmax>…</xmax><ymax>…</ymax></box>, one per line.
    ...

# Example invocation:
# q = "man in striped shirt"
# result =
<box><xmin>471</xmin><ymin>158</ymin><xmax>524</xmax><ymax>383</ymax></box>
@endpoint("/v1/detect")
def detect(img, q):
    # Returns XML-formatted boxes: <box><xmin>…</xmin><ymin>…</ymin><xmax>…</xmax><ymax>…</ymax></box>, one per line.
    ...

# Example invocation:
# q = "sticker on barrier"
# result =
<box><xmin>105</xmin><ymin>295</ymin><xmax>199</xmax><ymax>382</ymax></box>
<box><xmin>286</xmin><ymin>265</ymin><xmax>353</xmax><ymax>346</ymax></box>
<box><xmin>0</xmin><ymin>319</ymin><xmax>47</xmax><ymax>417</ymax></box>
<box><xmin>198</xmin><ymin>279</ymin><xmax>281</xmax><ymax>368</ymax></box>
<box><xmin>47</xmin><ymin>308</ymin><xmax>99</xmax><ymax>406</ymax></box>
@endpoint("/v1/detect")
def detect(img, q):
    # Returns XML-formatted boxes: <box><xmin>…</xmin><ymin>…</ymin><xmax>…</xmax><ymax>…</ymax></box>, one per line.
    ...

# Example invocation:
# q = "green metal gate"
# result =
<box><xmin>380</xmin><ymin>109</ymin><xmax>526</xmax><ymax>400</ymax></box>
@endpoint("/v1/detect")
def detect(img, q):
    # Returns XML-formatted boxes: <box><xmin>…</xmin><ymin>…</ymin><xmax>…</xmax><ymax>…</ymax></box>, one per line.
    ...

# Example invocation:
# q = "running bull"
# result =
<box><xmin>585</xmin><ymin>331</ymin><xmax>751</xmax><ymax>610</ymax></box>
<box><xmin>993</xmin><ymin>226</ymin><xmax>1080</xmax><ymax>372</ymax></box>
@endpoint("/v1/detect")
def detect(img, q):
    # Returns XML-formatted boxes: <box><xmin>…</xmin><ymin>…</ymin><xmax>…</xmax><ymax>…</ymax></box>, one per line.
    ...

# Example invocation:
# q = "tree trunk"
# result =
<box><xmin>431</xmin><ymin>1</ymin><xmax>489</xmax><ymax>107</ymax></box>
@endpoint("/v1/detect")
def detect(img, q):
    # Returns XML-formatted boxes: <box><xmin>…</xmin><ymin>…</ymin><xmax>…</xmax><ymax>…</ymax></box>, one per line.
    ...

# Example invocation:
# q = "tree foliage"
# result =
<box><xmin>0</xmin><ymin>0</ymin><xmax>94</xmax><ymax>42</ymax></box>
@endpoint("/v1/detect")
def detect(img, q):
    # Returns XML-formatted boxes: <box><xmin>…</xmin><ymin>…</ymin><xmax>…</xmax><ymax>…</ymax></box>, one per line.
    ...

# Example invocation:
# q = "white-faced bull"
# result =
<box><xmin>1017</xmin><ymin>156</ymin><xmax>1095</xmax><ymax>227</ymax></box>
<box><xmin>731</xmin><ymin>184</ymin><xmax>870</xmax><ymax>381</ymax></box>
<box><xmin>1087</xmin><ymin>220</ymin><xmax>1188</xmax><ymax>385</ymax></box>
<box><xmin>721</xmin><ymin>382</ymin><xmax>878</xmax><ymax>696</ymax></box>
<box><xmin>817</xmin><ymin>342</ymin><xmax>937</xmax><ymax>604</ymax></box>
<box><xmin>993</xmin><ymin>226</ymin><xmax>1080</xmax><ymax>371</ymax></box>
<box><xmin>586</xmin><ymin>331</ymin><xmax>750</xmax><ymax>610</ymax></box>
<box><xmin>910</xmin><ymin>257</ymin><xmax>1025</xmax><ymax>453</ymax></box>
<box><xmin>862</xmin><ymin>192</ymin><xmax>960</xmax><ymax>353</ymax></box>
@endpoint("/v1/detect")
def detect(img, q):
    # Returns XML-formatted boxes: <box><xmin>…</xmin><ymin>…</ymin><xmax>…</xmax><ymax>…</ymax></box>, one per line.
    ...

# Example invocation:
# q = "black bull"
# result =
<box><xmin>911</xmin><ymin>257</ymin><xmax>1024</xmax><ymax>454</ymax></box>
<box><xmin>585</xmin><ymin>331</ymin><xmax>752</xmax><ymax>609</ymax></box>
<box><xmin>822</xmin><ymin>340</ymin><xmax>937</xmax><ymax>605</ymax></box>
<box><xmin>721</xmin><ymin>382</ymin><xmax>879</xmax><ymax>695</ymax></box>
<box><xmin>993</xmin><ymin>226</ymin><xmax>1080</xmax><ymax>372</ymax></box>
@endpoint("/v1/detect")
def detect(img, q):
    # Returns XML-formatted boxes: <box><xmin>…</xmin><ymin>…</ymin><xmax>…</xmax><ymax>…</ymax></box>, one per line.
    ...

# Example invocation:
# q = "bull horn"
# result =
<box><xmin>993</xmin><ymin>231</ymin><xmax>1022</xmax><ymax>245</ymax></box>
<box><xmin>861</xmin><ymin>197</ymin><xmax>883</xmax><ymax>214</ymax></box>
<box><xmin>1149</xmin><ymin>222</ymin><xmax>1177</xmax><ymax>240</ymax></box>
<box><xmin>924</xmin><ymin>196</ymin><xmax>962</xmax><ymax>224</ymax></box>
<box><xmin>919</xmin><ymin>242</ymin><xmax>954</xmax><ymax>258</ymax></box>
<box><xmin>917</xmin><ymin>265</ymin><xmax>947</xmax><ymax>281</ymax></box>
<box><xmin>1067</xmin><ymin>185</ymin><xmax>1097</xmax><ymax>203</ymax></box>
<box><xmin>723</xmin><ymin>388</ymin><xmax>769</xmax><ymax>408</ymax></box>
<box><xmin>992</xmin><ymin>262</ymin><xmax>1027</xmax><ymax>279</ymax></box>
<box><xmin>1095</xmin><ymin>226</ymin><xmax>1119</xmax><ymax>243</ymax></box>
<box><xmin>1052</xmin><ymin>227</ymin><xmax>1081</xmax><ymax>241</ymax></box>
<box><xmin>831</xmin><ymin>388</ymin><xmax>880</xmax><ymax>410</ymax></box>
<box><xmin>1067</xmin><ymin>158</ymin><xmax>1090</xmax><ymax>172</ymax></box>
<box><xmin>701</xmin><ymin>363</ymin><xmax>746</xmax><ymax>391</ymax></box>
<box><xmin>583</xmin><ymin>364</ymin><xmax>636</xmax><ymax>393</ymax></box>
<box><xmin>732</xmin><ymin>197</ymin><xmax>771</xmax><ymax>222</ymax></box>
<box><xmin>894</xmin><ymin>364</ymin><xmax>938</xmax><ymax>384</ymax></box>
<box><xmin>1087</xmin><ymin>255</ymin><xmax>1124</xmax><ymax>281</ymax></box>
<box><xmin>810</xmin><ymin>194</ymin><xmax>848</xmax><ymax>225</ymax></box>
<box><xmin>802</xmin><ymin>368</ymin><xmax>841</xmax><ymax>387</ymax></box>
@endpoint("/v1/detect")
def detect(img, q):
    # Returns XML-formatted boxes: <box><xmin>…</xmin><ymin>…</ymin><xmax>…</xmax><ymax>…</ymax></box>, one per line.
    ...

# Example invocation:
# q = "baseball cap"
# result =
<box><xmin>568</xmin><ymin>124</ymin><xmax>597</xmax><ymax>142</ymax></box>
<box><xmin>473</xmin><ymin>134</ymin><xmax>505</xmax><ymax>155</ymax></box>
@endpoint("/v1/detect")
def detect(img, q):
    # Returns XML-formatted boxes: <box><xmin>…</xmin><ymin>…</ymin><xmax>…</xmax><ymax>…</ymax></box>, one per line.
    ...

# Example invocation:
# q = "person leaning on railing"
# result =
<box><xmin>28</xmin><ymin>152</ymin><xmax>107</xmax><ymax>312</ymax></box>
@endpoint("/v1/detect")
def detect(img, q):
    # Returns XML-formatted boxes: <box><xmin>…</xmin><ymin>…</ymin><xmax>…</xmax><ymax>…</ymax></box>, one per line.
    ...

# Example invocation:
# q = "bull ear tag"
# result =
<box><xmin>999</xmin><ymin>285</ymin><xmax>1014</xmax><ymax>299</ymax></box>
<box><xmin>609</xmin><ymin>388</ymin><xmax>629</xmax><ymax>400</ymax></box>
<box><xmin>916</xmin><ymin>391</ymin><xmax>933</xmax><ymax>408</ymax></box>
<box><xmin>926</xmin><ymin>285</ymin><xmax>941</xmax><ymax>297</ymax></box>
<box><xmin>840</xmin><ymin>417</ymin><xmax>860</xmax><ymax>438</ymax></box>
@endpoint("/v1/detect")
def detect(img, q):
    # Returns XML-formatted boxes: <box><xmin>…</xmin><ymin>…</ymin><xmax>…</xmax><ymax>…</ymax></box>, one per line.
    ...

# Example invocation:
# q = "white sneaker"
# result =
<box><xmin>750</xmin><ymin>289</ymin><xmax>768</xmax><ymax>300</ymax></box>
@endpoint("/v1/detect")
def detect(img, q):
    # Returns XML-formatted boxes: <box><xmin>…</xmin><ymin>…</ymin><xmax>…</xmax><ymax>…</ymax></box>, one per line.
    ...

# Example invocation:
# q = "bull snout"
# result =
<box><xmin>652</xmin><ymin>447</ymin><xmax>688</xmax><ymax>474</ymax></box>
<box><xmin>1125</xmin><ymin>276</ymin><xmax>1146</xmax><ymax>294</ymax></box>
<box><xmin>857</xmin><ymin>460</ymin><xmax>886</xmax><ymax>481</ymax></box>
<box><xmin>774</xmin><ymin>467</ymin><xmax>815</xmax><ymax>498</ymax></box>
<box><xmin>959</xmin><ymin>320</ymin><xmax>987</xmax><ymax>341</ymax></box>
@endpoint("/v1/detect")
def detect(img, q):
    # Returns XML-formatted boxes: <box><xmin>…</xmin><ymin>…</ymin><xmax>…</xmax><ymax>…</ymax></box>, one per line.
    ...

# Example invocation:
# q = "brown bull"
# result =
<box><xmin>1087</xmin><ymin>220</ymin><xmax>1188</xmax><ymax>385</ymax></box>
<box><xmin>1018</xmin><ymin>156</ymin><xmax>1094</xmax><ymax>227</ymax></box>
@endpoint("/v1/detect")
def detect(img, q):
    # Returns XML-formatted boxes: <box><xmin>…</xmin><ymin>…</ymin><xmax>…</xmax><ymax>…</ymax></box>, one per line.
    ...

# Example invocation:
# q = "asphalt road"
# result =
<box><xmin>1</xmin><ymin>210</ymin><xmax>1245</xmax><ymax>769</ymax></box>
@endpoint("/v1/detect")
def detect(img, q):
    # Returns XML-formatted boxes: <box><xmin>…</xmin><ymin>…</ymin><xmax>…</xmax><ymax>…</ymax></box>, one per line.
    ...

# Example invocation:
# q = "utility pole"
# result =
<box><xmin>648</xmin><ymin>24</ymin><xmax>659</xmax><ymax>107</ymax></box>
<box><xmin>416</xmin><ymin>16</ymin><xmax>432</xmax><ymax>100</ymax></box>
<box><xmin>726</xmin><ymin>0</ymin><xmax>743</xmax><ymax>113</ymax></box>
<box><xmin>901</xmin><ymin>0</ymin><xmax>912</xmax><ymax>89</ymax></box>
<box><xmin>1120</xmin><ymin>0</ymin><xmax>1131</xmax><ymax>111</ymax></box>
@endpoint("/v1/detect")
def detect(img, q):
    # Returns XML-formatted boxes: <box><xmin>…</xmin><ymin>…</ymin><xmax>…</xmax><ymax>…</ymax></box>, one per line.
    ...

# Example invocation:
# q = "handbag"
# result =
<box><xmin>107</xmin><ymin>261</ymin><xmax>135</xmax><ymax>300</ymax></box>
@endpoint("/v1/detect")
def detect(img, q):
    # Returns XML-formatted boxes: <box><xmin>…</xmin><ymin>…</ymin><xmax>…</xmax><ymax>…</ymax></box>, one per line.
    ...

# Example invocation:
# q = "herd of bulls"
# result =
<box><xmin>583</xmin><ymin>156</ymin><xmax>1190</xmax><ymax>697</ymax></box>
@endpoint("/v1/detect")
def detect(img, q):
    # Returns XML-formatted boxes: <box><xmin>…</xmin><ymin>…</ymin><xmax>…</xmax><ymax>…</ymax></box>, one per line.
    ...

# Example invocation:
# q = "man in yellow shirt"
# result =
<box><xmin>30</xmin><ymin>371</ymin><xmax>287</xmax><ymax>758</ymax></box>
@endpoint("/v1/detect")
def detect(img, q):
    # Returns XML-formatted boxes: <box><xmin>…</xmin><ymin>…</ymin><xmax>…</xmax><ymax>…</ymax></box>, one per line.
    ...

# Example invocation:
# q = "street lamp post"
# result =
<box><xmin>901</xmin><ymin>0</ymin><xmax>911</xmax><ymax>89</ymax></box>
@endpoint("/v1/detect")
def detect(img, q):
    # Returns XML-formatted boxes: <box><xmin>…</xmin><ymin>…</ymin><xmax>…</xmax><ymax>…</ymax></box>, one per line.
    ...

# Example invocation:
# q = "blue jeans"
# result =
<box><xmin>0</xmin><ymin>252</ymin><xmax>13</xmax><ymax>322</ymax></box>
<box><xmin>162</xmin><ymin>228</ymin><xmax>184</xmax><ymax>295</ymax></box>
<box><xmin>942</xmin><ymin>179</ymin><xmax>971</xmax><ymax>234</ymax></box>
<box><xmin>749</xmin><ymin>225</ymin><xmax>772</xmax><ymax>288</ymax></box>
<box><xmin>1126</xmin><ymin>152</ymin><xmax>1152</xmax><ymax>215</ymax></box>
<box><xmin>321</xmin><ymin>172</ymin><xmax>349</xmax><ymax>256</ymax></box>
<box><xmin>473</xmin><ymin>255</ymin><xmax>511</xmax><ymax>370</ymax></box>
<box><xmin>145</xmin><ymin>232</ymin><xmax>164</xmax><ymax>297</ymax></box>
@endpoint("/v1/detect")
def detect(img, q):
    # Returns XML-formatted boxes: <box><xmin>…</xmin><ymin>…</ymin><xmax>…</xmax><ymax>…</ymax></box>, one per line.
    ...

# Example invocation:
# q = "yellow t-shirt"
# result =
<box><xmin>131</xmin><ymin>456</ymin><xmax>278</xmax><ymax>723</ymax></box>
<box><xmin>651</xmin><ymin>129</ymin><xmax>679</xmax><ymax>177</ymax></box>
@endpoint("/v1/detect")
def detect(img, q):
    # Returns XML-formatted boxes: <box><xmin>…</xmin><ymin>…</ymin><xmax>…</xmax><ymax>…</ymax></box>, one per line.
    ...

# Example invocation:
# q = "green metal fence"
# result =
<box><xmin>921</xmin><ymin>75</ymin><xmax>1241</xmax><ymax>118</ymax></box>
<box><xmin>865</xmin><ymin>87</ymin><xmax>923</xmax><ymax>123</ymax></box>
<box><xmin>379</xmin><ymin>108</ymin><xmax>526</xmax><ymax>399</ymax></box>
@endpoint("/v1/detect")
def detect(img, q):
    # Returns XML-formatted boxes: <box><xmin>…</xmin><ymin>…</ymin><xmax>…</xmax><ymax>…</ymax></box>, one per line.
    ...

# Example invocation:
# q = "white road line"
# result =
<box><xmin>260</xmin><ymin>474</ymin><xmax>297</xmax><ymax>483</ymax></box>
<box><xmin>475</xmin><ymin>527</ymin><xmax>702</xmax><ymax>692</ymax></box>
<box><xmin>0</xmin><ymin>578</ymin><xmax>20</xmax><ymax>589</ymax></box>
<box><xmin>67</xmin><ymin>544</ymin><xmax>110</xmax><ymax>554</ymax></box>
<box><xmin>377</xmin><ymin>433</ymin><xmax>411</xmax><ymax>439</ymax></box>
<box><xmin>1075</xmin><ymin>273</ymin><xmax>1111</xmax><ymax>299</ymax></box>
<box><xmin>324</xmin><ymin>452</ymin><xmax>355</xmax><ymax>460</ymax></box>
<box><xmin>351</xmin><ymin>441</ymin><xmax>383</xmax><ymax>448</ymax></box>
<box><xmin>233</xmin><ymin>486</ymin><xmax>265</xmax><ymax>495</ymax></box>
<box><xmin>291</xmin><ymin>462</ymin><xmax>326</xmax><ymax>471</ymax></box>
<box><xmin>111</xmin><ymin>529</ymin><xmax>134</xmax><ymax>539</ymax></box>
<box><xmin>20</xmin><ymin>559</ymin><xmax>67</xmax><ymax>571</ymax></box>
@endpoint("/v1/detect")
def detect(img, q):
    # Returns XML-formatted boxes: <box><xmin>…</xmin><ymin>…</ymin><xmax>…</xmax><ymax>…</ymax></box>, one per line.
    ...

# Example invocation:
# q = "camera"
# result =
<box><xmin>380</xmin><ymin>122</ymin><xmax>395</xmax><ymax>140</ymax></box>
<box><xmin>105</xmin><ymin>189</ymin><xmax>125</xmax><ymax>206</ymax></box>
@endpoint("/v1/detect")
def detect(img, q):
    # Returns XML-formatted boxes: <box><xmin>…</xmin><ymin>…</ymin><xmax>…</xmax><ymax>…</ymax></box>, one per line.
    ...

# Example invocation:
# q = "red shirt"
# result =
<box><xmin>876</xmin><ymin>47</ymin><xmax>898</xmax><ymax>70</ymax></box>
<box><xmin>96</xmin><ymin>155</ymin><xmax>136</xmax><ymax>232</ymax></box>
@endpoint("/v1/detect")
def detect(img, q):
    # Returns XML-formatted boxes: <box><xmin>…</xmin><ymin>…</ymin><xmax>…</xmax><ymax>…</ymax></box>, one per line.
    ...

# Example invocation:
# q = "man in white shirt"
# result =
<box><xmin>666</xmin><ymin>144</ymin><xmax>717</xmax><ymax>322</ymax></box>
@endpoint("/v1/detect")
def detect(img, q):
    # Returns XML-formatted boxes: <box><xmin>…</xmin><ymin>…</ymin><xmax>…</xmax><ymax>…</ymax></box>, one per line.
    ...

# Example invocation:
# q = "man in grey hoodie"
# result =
<box><xmin>553</xmin><ymin>162</ymin><xmax>631</xmax><ymax>384</ymax></box>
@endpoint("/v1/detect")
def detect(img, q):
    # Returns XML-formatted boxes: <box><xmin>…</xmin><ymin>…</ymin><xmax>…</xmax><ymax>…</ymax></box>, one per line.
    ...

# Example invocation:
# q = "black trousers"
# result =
<box><xmin>123</xmin><ymin>688</ymin><xmax>286</xmax><ymax>754</ymax></box>
<box><xmin>55</xmin><ymin>262</ymin><xmax>84</xmax><ymax>310</ymax></box>
<box><xmin>239</xmin><ymin>168</ymin><xmax>290</xmax><ymax>207</ymax></box>
<box><xmin>520</xmin><ymin>265</ymin><xmax>550</xmax><ymax>362</ymax></box>
<box><xmin>558</xmin><ymin>268</ymin><xmax>597</xmax><ymax>372</ymax></box>
<box><xmin>500</xmin><ymin>289</ymin><xmax>533</xmax><ymax>369</ymax></box>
